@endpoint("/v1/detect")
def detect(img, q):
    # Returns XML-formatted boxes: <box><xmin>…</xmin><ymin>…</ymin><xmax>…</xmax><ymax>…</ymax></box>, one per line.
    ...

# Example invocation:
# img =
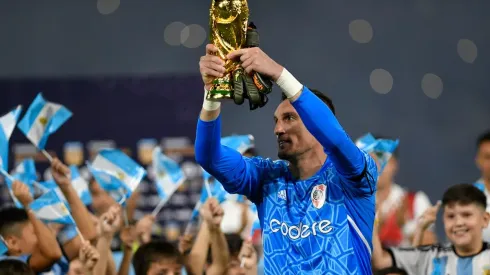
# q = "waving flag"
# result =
<box><xmin>356</xmin><ymin>133</ymin><xmax>399</xmax><ymax>173</ymax></box>
<box><xmin>152</xmin><ymin>147</ymin><xmax>185</xmax><ymax>203</ymax></box>
<box><xmin>221</xmin><ymin>135</ymin><xmax>254</xmax><ymax>154</ymax></box>
<box><xmin>70</xmin><ymin>165</ymin><xmax>92</xmax><ymax>205</ymax></box>
<box><xmin>202</xmin><ymin>169</ymin><xmax>245</xmax><ymax>203</ymax></box>
<box><xmin>29</xmin><ymin>190</ymin><xmax>75</xmax><ymax>225</ymax></box>
<box><xmin>12</xmin><ymin>158</ymin><xmax>37</xmax><ymax>183</ymax></box>
<box><xmin>17</xmin><ymin>93</ymin><xmax>72</xmax><ymax>149</ymax></box>
<box><xmin>88</xmin><ymin>149</ymin><xmax>146</xmax><ymax>202</ymax></box>
<box><xmin>0</xmin><ymin>105</ymin><xmax>22</xmax><ymax>171</ymax></box>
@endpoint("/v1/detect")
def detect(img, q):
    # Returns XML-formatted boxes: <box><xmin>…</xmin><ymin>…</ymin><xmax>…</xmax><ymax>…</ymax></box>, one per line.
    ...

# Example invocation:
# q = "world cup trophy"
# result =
<box><xmin>207</xmin><ymin>0</ymin><xmax>249</xmax><ymax>101</ymax></box>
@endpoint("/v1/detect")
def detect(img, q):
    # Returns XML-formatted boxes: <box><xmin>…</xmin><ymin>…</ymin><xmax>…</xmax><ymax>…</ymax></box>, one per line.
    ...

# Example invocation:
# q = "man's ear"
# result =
<box><xmin>4</xmin><ymin>235</ymin><xmax>17</xmax><ymax>251</ymax></box>
<box><xmin>482</xmin><ymin>211</ymin><xmax>490</xmax><ymax>229</ymax></box>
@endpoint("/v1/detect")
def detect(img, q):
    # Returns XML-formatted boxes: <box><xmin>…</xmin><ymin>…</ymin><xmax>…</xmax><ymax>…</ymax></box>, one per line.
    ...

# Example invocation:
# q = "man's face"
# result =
<box><xmin>476</xmin><ymin>141</ymin><xmax>490</xmax><ymax>180</ymax></box>
<box><xmin>274</xmin><ymin>100</ymin><xmax>319</xmax><ymax>161</ymax></box>
<box><xmin>147</xmin><ymin>259</ymin><xmax>183</xmax><ymax>275</ymax></box>
<box><xmin>443</xmin><ymin>203</ymin><xmax>489</xmax><ymax>250</ymax></box>
<box><xmin>7</xmin><ymin>222</ymin><xmax>37</xmax><ymax>255</ymax></box>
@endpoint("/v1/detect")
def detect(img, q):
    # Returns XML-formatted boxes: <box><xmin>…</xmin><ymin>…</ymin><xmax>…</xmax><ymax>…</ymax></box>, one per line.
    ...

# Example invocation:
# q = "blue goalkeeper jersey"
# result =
<box><xmin>195</xmin><ymin>87</ymin><xmax>378</xmax><ymax>274</ymax></box>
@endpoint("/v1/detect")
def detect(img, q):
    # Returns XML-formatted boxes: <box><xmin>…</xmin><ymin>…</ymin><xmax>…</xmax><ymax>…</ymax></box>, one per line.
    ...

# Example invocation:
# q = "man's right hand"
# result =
<box><xmin>200</xmin><ymin>198</ymin><xmax>224</xmax><ymax>231</ymax></box>
<box><xmin>199</xmin><ymin>44</ymin><xmax>226</xmax><ymax>91</ymax></box>
<box><xmin>12</xmin><ymin>180</ymin><xmax>33</xmax><ymax>207</ymax></box>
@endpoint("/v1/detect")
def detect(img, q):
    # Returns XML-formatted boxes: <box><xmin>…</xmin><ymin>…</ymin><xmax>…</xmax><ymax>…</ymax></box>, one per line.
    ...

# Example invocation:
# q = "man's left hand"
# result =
<box><xmin>51</xmin><ymin>158</ymin><xmax>71</xmax><ymax>188</ymax></box>
<box><xmin>227</xmin><ymin>48</ymin><xmax>283</xmax><ymax>81</ymax></box>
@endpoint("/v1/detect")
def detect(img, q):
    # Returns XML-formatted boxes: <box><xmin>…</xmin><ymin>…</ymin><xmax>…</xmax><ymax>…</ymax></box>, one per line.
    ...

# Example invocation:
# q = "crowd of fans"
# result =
<box><xmin>0</xmin><ymin>130</ymin><xmax>488</xmax><ymax>275</ymax></box>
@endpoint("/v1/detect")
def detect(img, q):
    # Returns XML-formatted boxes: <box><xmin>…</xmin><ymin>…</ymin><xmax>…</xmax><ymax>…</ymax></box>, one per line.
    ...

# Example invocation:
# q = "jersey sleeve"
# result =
<box><xmin>195</xmin><ymin>115</ymin><xmax>283</xmax><ymax>203</ymax></box>
<box><xmin>291</xmin><ymin>87</ymin><xmax>377</xmax><ymax>195</ymax></box>
<box><xmin>386</xmin><ymin>246</ymin><xmax>435</xmax><ymax>274</ymax></box>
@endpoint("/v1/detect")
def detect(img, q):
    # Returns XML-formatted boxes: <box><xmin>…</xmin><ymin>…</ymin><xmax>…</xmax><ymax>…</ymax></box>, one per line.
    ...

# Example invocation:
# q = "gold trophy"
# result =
<box><xmin>207</xmin><ymin>0</ymin><xmax>249</xmax><ymax>101</ymax></box>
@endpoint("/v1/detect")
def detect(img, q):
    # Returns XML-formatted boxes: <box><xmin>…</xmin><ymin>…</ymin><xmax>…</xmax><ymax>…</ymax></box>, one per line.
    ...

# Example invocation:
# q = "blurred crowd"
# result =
<box><xmin>0</xmin><ymin>128</ymin><xmax>488</xmax><ymax>275</ymax></box>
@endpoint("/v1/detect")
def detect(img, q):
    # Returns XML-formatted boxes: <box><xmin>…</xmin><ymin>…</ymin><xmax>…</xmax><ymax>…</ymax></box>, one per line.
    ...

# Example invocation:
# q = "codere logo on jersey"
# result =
<box><xmin>270</xmin><ymin>219</ymin><xmax>333</xmax><ymax>240</ymax></box>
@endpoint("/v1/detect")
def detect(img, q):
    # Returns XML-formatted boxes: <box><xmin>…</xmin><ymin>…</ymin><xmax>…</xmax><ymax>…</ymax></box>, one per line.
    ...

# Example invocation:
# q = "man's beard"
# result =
<box><xmin>277</xmin><ymin>150</ymin><xmax>295</xmax><ymax>162</ymax></box>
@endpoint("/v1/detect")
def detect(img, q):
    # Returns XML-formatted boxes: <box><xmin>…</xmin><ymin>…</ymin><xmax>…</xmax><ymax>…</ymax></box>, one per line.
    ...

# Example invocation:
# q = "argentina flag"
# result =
<box><xmin>70</xmin><ymin>165</ymin><xmax>92</xmax><ymax>205</ymax></box>
<box><xmin>17</xmin><ymin>93</ymin><xmax>72</xmax><ymax>149</ymax></box>
<box><xmin>221</xmin><ymin>135</ymin><xmax>255</xmax><ymax>154</ymax></box>
<box><xmin>29</xmin><ymin>189</ymin><xmax>75</xmax><ymax>225</ymax></box>
<box><xmin>89</xmin><ymin>149</ymin><xmax>146</xmax><ymax>198</ymax></box>
<box><xmin>203</xmin><ymin>168</ymin><xmax>245</xmax><ymax>203</ymax></box>
<box><xmin>152</xmin><ymin>147</ymin><xmax>185</xmax><ymax>203</ymax></box>
<box><xmin>356</xmin><ymin>133</ymin><xmax>399</xmax><ymax>173</ymax></box>
<box><xmin>12</xmin><ymin>158</ymin><xmax>37</xmax><ymax>184</ymax></box>
<box><xmin>0</xmin><ymin>105</ymin><xmax>22</xmax><ymax>171</ymax></box>
<box><xmin>36</xmin><ymin>180</ymin><xmax>68</xmax><ymax>204</ymax></box>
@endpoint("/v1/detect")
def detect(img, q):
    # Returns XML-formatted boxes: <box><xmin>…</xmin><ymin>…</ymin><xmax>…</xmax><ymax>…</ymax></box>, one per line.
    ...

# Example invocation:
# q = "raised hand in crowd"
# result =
<box><xmin>200</xmin><ymin>198</ymin><xmax>229</xmax><ymax>275</ymax></box>
<box><xmin>11</xmin><ymin>180</ymin><xmax>62</xmax><ymax>272</ymax></box>
<box><xmin>79</xmin><ymin>241</ymin><xmax>100</xmax><ymax>275</ymax></box>
<box><xmin>238</xmin><ymin>239</ymin><xmax>258</xmax><ymax>275</ymax></box>
<box><xmin>412</xmin><ymin>201</ymin><xmax>442</xmax><ymax>247</ymax></box>
<box><xmin>200</xmin><ymin>198</ymin><xmax>224</xmax><ymax>231</ymax></box>
<box><xmin>12</xmin><ymin>180</ymin><xmax>33</xmax><ymax>207</ymax></box>
<box><xmin>135</xmin><ymin>214</ymin><xmax>155</xmax><ymax>244</ymax></box>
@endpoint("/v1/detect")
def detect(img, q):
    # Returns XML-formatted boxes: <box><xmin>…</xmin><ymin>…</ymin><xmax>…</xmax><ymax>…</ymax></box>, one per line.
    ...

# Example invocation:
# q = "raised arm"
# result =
<box><xmin>227</xmin><ymin>47</ymin><xmax>373</xmax><ymax>185</ymax></box>
<box><xmin>13</xmin><ymin>181</ymin><xmax>62</xmax><ymax>272</ymax></box>
<box><xmin>195</xmin><ymin>44</ymin><xmax>267</xmax><ymax>201</ymax></box>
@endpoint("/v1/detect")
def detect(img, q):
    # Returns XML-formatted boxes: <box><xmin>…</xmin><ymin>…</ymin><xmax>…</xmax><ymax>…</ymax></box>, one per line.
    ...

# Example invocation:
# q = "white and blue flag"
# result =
<box><xmin>17</xmin><ymin>93</ymin><xmax>72</xmax><ymax>149</ymax></box>
<box><xmin>89</xmin><ymin>149</ymin><xmax>146</xmax><ymax>201</ymax></box>
<box><xmin>0</xmin><ymin>105</ymin><xmax>22</xmax><ymax>171</ymax></box>
<box><xmin>356</xmin><ymin>133</ymin><xmax>399</xmax><ymax>173</ymax></box>
<box><xmin>152</xmin><ymin>147</ymin><xmax>185</xmax><ymax>204</ymax></box>
<box><xmin>29</xmin><ymin>189</ymin><xmax>75</xmax><ymax>225</ymax></box>
<box><xmin>12</xmin><ymin>158</ymin><xmax>37</xmax><ymax>184</ymax></box>
<box><xmin>36</xmin><ymin>179</ymin><xmax>67</xmax><ymax>203</ymax></box>
<box><xmin>70</xmin><ymin>165</ymin><xmax>92</xmax><ymax>205</ymax></box>
<box><xmin>221</xmin><ymin>135</ymin><xmax>254</xmax><ymax>155</ymax></box>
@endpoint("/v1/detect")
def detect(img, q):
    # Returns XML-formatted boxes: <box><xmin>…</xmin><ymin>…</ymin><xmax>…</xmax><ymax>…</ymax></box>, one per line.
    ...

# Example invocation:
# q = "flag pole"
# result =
<box><xmin>41</xmin><ymin>150</ymin><xmax>53</xmax><ymax>162</ymax></box>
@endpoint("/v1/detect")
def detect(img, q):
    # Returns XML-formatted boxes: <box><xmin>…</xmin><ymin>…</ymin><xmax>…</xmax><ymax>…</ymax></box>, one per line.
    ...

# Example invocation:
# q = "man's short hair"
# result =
<box><xmin>442</xmin><ymin>183</ymin><xmax>487</xmax><ymax>210</ymax></box>
<box><xmin>132</xmin><ymin>240</ymin><xmax>183</xmax><ymax>275</ymax></box>
<box><xmin>0</xmin><ymin>259</ymin><xmax>35</xmax><ymax>275</ymax></box>
<box><xmin>0</xmin><ymin>207</ymin><xmax>29</xmax><ymax>237</ymax></box>
<box><xmin>477</xmin><ymin>130</ymin><xmax>490</xmax><ymax>149</ymax></box>
<box><xmin>281</xmin><ymin>89</ymin><xmax>335</xmax><ymax>115</ymax></box>
<box><xmin>225</xmin><ymin>234</ymin><xmax>243</xmax><ymax>258</ymax></box>
<box><xmin>243</xmin><ymin>148</ymin><xmax>258</xmax><ymax>157</ymax></box>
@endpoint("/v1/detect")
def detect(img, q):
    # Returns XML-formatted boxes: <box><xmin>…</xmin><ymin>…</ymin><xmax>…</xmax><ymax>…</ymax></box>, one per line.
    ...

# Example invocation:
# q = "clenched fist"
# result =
<box><xmin>51</xmin><ymin>158</ymin><xmax>71</xmax><ymax>188</ymax></box>
<box><xmin>79</xmin><ymin>241</ymin><xmax>100</xmax><ymax>272</ymax></box>
<box><xmin>199</xmin><ymin>198</ymin><xmax>224</xmax><ymax>230</ymax></box>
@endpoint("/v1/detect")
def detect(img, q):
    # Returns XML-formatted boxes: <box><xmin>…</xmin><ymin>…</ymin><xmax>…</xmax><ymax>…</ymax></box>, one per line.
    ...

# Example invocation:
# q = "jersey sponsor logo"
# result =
<box><xmin>311</xmin><ymin>184</ymin><xmax>326</xmax><ymax>209</ymax></box>
<box><xmin>269</xmin><ymin>218</ymin><xmax>333</xmax><ymax>240</ymax></box>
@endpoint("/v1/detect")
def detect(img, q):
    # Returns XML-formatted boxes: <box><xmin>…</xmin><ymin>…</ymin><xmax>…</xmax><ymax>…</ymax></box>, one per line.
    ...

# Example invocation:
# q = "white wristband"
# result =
<box><xmin>275</xmin><ymin>68</ymin><xmax>303</xmax><ymax>99</ymax></box>
<box><xmin>202</xmin><ymin>88</ymin><xmax>221</xmax><ymax>111</ymax></box>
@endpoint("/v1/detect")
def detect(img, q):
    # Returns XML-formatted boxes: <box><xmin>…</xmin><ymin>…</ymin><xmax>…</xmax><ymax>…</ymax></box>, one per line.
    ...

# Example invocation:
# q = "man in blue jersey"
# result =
<box><xmin>195</xmin><ymin>44</ymin><xmax>378</xmax><ymax>274</ymax></box>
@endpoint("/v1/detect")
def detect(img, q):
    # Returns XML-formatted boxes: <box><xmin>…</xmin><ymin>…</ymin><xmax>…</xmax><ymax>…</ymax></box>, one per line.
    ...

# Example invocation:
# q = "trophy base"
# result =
<box><xmin>207</xmin><ymin>76</ymin><xmax>234</xmax><ymax>101</ymax></box>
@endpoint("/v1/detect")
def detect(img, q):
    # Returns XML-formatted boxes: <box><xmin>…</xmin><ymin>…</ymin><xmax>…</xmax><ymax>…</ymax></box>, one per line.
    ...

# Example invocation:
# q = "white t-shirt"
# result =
<box><xmin>380</xmin><ymin>183</ymin><xmax>433</xmax><ymax>245</ymax></box>
<box><xmin>220</xmin><ymin>200</ymin><xmax>257</xmax><ymax>239</ymax></box>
